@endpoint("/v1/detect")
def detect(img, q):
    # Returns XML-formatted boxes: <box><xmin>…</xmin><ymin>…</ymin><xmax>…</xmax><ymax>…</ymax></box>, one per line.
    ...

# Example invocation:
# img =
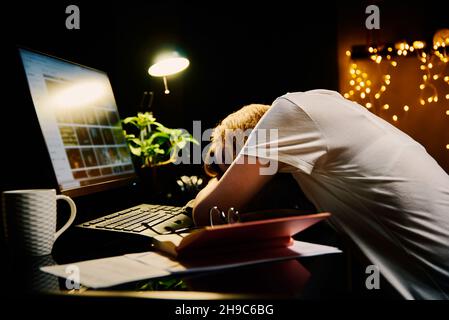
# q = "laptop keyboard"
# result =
<box><xmin>77</xmin><ymin>204</ymin><xmax>190</xmax><ymax>234</ymax></box>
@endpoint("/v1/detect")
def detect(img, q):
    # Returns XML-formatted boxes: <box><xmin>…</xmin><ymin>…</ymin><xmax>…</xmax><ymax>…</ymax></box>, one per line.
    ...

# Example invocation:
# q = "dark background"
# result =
<box><xmin>1</xmin><ymin>0</ymin><xmax>339</xmax><ymax>192</ymax></box>
<box><xmin>1</xmin><ymin>0</ymin><xmax>447</xmax><ymax>192</ymax></box>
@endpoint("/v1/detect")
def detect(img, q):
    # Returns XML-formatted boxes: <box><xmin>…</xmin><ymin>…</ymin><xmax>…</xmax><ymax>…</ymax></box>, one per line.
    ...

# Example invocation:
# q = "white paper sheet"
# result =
<box><xmin>40</xmin><ymin>256</ymin><xmax>171</xmax><ymax>288</ymax></box>
<box><xmin>41</xmin><ymin>241</ymin><xmax>341</xmax><ymax>288</ymax></box>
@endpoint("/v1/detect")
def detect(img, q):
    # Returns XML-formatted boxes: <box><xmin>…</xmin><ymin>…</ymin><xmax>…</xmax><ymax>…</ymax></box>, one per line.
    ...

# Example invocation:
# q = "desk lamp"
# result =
<box><xmin>148</xmin><ymin>51</ymin><xmax>190</xmax><ymax>95</ymax></box>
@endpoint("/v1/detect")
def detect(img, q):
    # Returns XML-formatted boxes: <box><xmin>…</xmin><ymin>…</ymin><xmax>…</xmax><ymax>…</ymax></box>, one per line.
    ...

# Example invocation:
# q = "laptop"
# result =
<box><xmin>18</xmin><ymin>47</ymin><xmax>193</xmax><ymax>237</ymax></box>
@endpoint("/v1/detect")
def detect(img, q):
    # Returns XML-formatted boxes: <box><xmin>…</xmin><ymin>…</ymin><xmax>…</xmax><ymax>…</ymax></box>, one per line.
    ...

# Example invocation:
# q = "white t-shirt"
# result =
<box><xmin>241</xmin><ymin>89</ymin><xmax>449</xmax><ymax>299</ymax></box>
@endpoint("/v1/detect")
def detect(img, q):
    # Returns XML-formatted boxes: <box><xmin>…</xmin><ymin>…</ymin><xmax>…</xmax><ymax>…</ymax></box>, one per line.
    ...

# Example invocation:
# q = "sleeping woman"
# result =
<box><xmin>192</xmin><ymin>89</ymin><xmax>449</xmax><ymax>299</ymax></box>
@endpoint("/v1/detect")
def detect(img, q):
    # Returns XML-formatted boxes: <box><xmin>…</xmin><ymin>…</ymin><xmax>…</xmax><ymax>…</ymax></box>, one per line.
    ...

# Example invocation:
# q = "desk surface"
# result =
<box><xmin>3</xmin><ymin>221</ymin><xmax>355</xmax><ymax>300</ymax></box>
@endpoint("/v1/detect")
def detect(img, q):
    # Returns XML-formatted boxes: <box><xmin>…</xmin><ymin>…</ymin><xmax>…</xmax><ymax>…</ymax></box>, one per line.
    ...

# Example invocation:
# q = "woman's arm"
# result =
<box><xmin>192</xmin><ymin>155</ymin><xmax>275</xmax><ymax>225</ymax></box>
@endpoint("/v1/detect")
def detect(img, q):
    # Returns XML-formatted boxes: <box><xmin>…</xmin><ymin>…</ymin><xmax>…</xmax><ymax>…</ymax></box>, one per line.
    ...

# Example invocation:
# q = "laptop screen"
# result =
<box><xmin>19</xmin><ymin>48</ymin><xmax>136</xmax><ymax>196</ymax></box>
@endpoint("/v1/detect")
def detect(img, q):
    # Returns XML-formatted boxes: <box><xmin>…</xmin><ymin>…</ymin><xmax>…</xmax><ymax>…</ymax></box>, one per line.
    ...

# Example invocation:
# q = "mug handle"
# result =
<box><xmin>54</xmin><ymin>195</ymin><xmax>77</xmax><ymax>240</ymax></box>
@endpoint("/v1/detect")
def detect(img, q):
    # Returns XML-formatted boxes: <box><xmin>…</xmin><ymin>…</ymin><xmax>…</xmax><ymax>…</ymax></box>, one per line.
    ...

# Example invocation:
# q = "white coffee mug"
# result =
<box><xmin>2</xmin><ymin>189</ymin><xmax>77</xmax><ymax>256</ymax></box>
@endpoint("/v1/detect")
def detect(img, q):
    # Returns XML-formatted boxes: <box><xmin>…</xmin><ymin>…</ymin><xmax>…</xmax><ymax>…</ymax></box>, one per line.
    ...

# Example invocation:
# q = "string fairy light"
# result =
<box><xmin>343</xmin><ymin>29</ymin><xmax>449</xmax><ymax>151</ymax></box>
<box><xmin>344</xmin><ymin>45</ymin><xmax>398</xmax><ymax>114</ymax></box>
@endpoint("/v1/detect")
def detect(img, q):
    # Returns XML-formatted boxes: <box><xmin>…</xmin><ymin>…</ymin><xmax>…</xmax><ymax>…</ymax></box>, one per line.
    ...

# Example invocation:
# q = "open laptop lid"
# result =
<box><xmin>19</xmin><ymin>47</ymin><xmax>137</xmax><ymax>197</ymax></box>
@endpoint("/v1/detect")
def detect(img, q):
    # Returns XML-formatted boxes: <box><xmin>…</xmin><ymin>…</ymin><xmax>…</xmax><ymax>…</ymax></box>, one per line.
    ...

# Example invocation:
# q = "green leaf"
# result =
<box><xmin>175</xmin><ymin>140</ymin><xmax>186</xmax><ymax>149</ymax></box>
<box><xmin>121</xmin><ymin>112</ymin><xmax>198</xmax><ymax>168</ymax></box>
<box><xmin>129</xmin><ymin>145</ymin><xmax>142</xmax><ymax>156</ymax></box>
<box><xmin>127</xmin><ymin>138</ymin><xmax>142</xmax><ymax>146</ymax></box>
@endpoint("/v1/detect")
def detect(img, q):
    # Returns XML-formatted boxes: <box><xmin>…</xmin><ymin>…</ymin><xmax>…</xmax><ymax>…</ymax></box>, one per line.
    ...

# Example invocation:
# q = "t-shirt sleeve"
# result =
<box><xmin>240</xmin><ymin>96</ymin><xmax>328</xmax><ymax>174</ymax></box>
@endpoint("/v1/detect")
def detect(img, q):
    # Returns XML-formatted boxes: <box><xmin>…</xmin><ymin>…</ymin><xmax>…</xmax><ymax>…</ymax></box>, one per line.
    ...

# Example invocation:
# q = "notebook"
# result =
<box><xmin>152</xmin><ymin>212</ymin><xmax>331</xmax><ymax>259</ymax></box>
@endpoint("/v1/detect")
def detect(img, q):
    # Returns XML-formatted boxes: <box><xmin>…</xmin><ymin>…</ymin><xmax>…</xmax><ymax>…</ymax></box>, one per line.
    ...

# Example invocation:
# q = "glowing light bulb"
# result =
<box><xmin>361</xmin><ymin>92</ymin><xmax>366</xmax><ymax>99</ymax></box>
<box><xmin>375</xmin><ymin>93</ymin><xmax>381</xmax><ymax>99</ymax></box>
<box><xmin>428</xmin><ymin>63</ymin><xmax>433</xmax><ymax>69</ymax></box>
<box><xmin>383</xmin><ymin>104</ymin><xmax>390</xmax><ymax>110</ymax></box>
<box><xmin>368</xmin><ymin>47</ymin><xmax>374</xmax><ymax>53</ymax></box>
<box><xmin>349</xmin><ymin>90</ymin><xmax>354</xmax><ymax>95</ymax></box>
<box><xmin>392</xmin><ymin>115</ymin><xmax>398</xmax><ymax>122</ymax></box>
<box><xmin>420</xmin><ymin>84</ymin><xmax>425</xmax><ymax>90</ymax></box>
<box><xmin>404</xmin><ymin>105</ymin><xmax>409</xmax><ymax>112</ymax></box>
<box><xmin>360</xmin><ymin>82</ymin><xmax>365</xmax><ymax>87</ymax></box>
<box><xmin>388</xmin><ymin>47</ymin><xmax>393</xmax><ymax>52</ymax></box>
<box><xmin>446</xmin><ymin>110</ymin><xmax>449</xmax><ymax>115</ymax></box>
<box><xmin>420</xmin><ymin>99</ymin><xmax>426</xmax><ymax>105</ymax></box>
<box><xmin>433</xmin><ymin>75</ymin><xmax>439</xmax><ymax>80</ymax></box>
<box><xmin>366</xmin><ymin>103</ymin><xmax>372</xmax><ymax>109</ymax></box>
<box><xmin>391</xmin><ymin>61</ymin><xmax>398</xmax><ymax>67</ymax></box>
<box><xmin>346</xmin><ymin>50</ymin><xmax>351</xmax><ymax>57</ymax></box>
<box><xmin>433</xmin><ymin>96</ymin><xmax>438</xmax><ymax>102</ymax></box>
<box><xmin>446</xmin><ymin>144</ymin><xmax>449</xmax><ymax>150</ymax></box>
<box><xmin>366</xmin><ymin>88</ymin><xmax>371</xmax><ymax>94</ymax></box>
<box><xmin>444</xmin><ymin>76</ymin><xmax>449</xmax><ymax>82</ymax></box>
<box><xmin>376</xmin><ymin>56</ymin><xmax>382</xmax><ymax>64</ymax></box>
<box><xmin>380</xmin><ymin>86</ymin><xmax>387</xmax><ymax>92</ymax></box>
<box><xmin>413</xmin><ymin>41</ymin><xmax>425</xmax><ymax>49</ymax></box>
<box><xmin>344</xmin><ymin>93</ymin><xmax>350</xmax><ymax>99</ymax></box>
<box><xmin>446</xmin><ymin>94</ymin><xmax>449</xmax><ymax>100</ymax></box>
<box><xmin>356</xmin><ymin>86</ymin><xmax>361</xmax><ymax>91</ymax></box>
<box><xmin>420</xmin><ymin>65</ymin><xmax>426</xmax><ymax>70</ymax></box>
<box><xmin>350</xmin><ymin>80</ymin><xmax>355</xmax><ymax>86</ymax></box>
<box><xmin>427</xmin><ymin>97</ymin><xmax>433</xmax><ymax>103</ymax></box>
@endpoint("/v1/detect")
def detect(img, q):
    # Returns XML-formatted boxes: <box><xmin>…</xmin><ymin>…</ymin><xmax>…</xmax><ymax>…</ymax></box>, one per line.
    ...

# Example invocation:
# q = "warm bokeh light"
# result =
<box><xmin>344</xmin><ymin>31</ymin><xmax>449</xmax><ymax>155</ymax></box>
<box><xmin>413</xmin><ymin>41</ymin><xmax>426</xmax><ymax>49</ymax></box>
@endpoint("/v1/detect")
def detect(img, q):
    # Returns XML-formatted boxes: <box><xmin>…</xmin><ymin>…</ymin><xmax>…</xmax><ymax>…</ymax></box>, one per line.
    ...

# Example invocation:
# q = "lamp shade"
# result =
<box><xmin>148</xmin><ymin>54</ymin><xmax>190</xmax><ymax>77</ymax></box>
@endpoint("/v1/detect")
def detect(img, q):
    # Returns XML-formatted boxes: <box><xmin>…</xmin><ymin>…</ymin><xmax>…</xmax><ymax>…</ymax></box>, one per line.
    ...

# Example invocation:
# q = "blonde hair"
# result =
<box><xmin>205</xmin><ymin>104</ymin><xmax>270</xmax><ymax>177</ymax></box>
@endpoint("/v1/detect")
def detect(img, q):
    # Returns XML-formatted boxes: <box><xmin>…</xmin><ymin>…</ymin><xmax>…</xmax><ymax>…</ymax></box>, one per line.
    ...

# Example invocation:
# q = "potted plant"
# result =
<box><xmin>122</xmin><ymin>112</ymin><xmax>198</xmax><ymax>198</ymax></box>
